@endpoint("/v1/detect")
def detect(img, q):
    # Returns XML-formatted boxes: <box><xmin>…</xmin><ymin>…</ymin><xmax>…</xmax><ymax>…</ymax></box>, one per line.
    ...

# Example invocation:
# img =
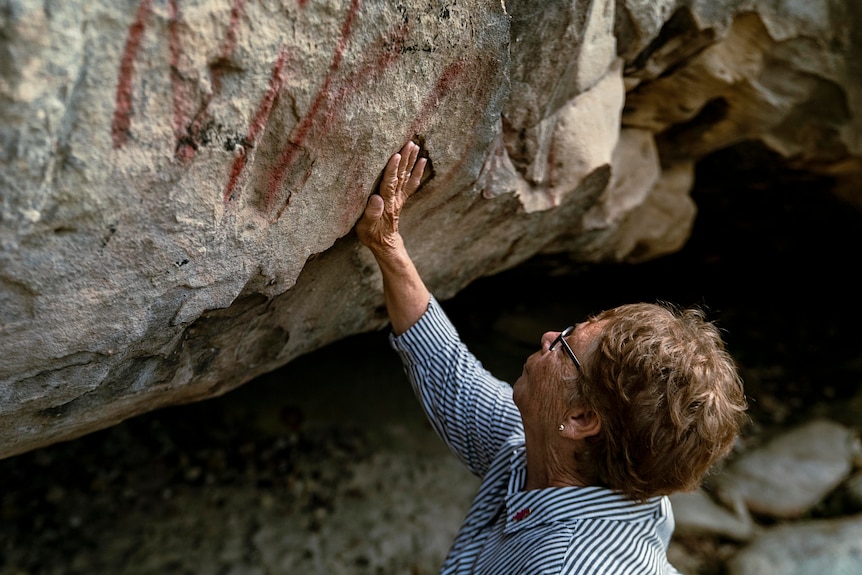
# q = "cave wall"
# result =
<box><xmin>1</xmin><ymin>0</ymin><xmax>860</xmax><ymax>459</ymax></box>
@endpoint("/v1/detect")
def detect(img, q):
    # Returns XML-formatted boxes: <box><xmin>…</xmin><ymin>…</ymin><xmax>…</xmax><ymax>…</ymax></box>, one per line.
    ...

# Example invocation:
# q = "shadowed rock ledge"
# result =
<box><xmin>1</xmin><ymin>0</ymin><xmax>860</xmax><ymax>458</ymax></box>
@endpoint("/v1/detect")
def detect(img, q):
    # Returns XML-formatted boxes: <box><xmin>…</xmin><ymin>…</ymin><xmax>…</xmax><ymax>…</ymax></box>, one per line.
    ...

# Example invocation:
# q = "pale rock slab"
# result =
<box><xmin>622</xmin><ymin>2</ymin><xmax>862</xmax><ymax>184</ymax></box>
<box><xmin>670</xmin><ymin>488</ymin><xmax>754</xmax><ymax>542</ymax></box>
<box><xmin>727</xmin><ymin>513</ymin><xmax>862</xmax><ymax>575</ymax></box>
<box><xmin>847</xmin><ymin>472</ymin><xmax>862</xmax><ymax>509</ymax></box>
<box><xmin>714</xmin><ymin>419</ymin><xmax>861</xmax><ymax>519</ymax></box>
<box><xmin>515</xmin><ymin>59</ymin><xmax>626</xmax><ymax>213</ymax></box>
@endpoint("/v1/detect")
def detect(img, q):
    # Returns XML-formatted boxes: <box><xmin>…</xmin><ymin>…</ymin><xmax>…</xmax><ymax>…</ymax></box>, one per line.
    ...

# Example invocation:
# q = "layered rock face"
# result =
<box><xmin>1</xmin><ymin>0</ymin><xmax>860</xmax><ymax>459</ymax></box>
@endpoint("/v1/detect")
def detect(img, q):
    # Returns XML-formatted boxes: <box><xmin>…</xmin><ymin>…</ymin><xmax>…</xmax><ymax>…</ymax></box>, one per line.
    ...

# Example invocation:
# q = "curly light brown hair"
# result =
<box><xmin>575</xmin><ymin>302</ymin><xmax>748</xmax><ymax>502</ymax></box>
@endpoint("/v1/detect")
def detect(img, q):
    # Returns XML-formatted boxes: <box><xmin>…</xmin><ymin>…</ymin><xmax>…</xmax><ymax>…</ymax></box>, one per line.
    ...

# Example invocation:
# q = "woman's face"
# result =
<box><xmin>513</xmin><ymin>320</ymin><xmax>605</xmax><ymax>429</ymax></box>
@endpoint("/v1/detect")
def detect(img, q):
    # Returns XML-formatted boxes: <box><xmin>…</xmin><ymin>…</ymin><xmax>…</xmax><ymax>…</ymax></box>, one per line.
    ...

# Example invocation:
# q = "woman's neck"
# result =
<box><xmin>523</xmin><ymin>431</ymin><xmax>597</xmax><ymax>490</ymax></box>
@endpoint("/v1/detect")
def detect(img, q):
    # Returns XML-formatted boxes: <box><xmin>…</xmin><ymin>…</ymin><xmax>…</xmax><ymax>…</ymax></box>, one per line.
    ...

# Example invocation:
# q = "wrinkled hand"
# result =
<box><xmin>356</xmin><ymin>141</ymin><xmax>426</xmax><ymax>257</ymax></box>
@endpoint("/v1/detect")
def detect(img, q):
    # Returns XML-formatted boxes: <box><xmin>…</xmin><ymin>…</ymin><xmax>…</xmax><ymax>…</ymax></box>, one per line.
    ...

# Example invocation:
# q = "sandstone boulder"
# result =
<box><xmin>1</xmin><ymin>0</ymin><xmax>860</xmax><ymax>458</ymax></box>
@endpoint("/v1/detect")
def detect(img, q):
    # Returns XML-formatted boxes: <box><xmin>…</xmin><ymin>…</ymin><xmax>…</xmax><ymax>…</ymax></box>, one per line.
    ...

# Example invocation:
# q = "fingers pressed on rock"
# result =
<box><xmin>402</xmin><ymin>142</ymin><xmax>418</xmax><ymax>178</ymax></box>
<box><xmin>407</xmin><ymin>157</ymin><xmax>426</xmax><ymax>194</ymax></box>
<box><xmin>382</xmin><ymin>153</ymin><xmax>402</xmax><ymax>199</ymax></box>
<box><xmin>377</xmin><ymin>141</ymin><xmax>426</xmax><ymax>209</ymax></box>
<box><xmin>397</xmin><ymin>153</ymin><xmax>408</xmax><ymax>180</ymax></box>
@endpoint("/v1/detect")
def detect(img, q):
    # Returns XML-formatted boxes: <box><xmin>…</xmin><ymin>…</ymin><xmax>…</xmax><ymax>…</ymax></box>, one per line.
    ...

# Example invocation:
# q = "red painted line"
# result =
<box><xmin>269</xmin><ymin>23</ymin><xmax>407</xmax><ymax>223</ymax></box>
<box><xmin>210</xmin><ymin>0</ymin><xmax>247</xmax><ymax>96</ymax></box>
<box><xmin>407</xmin><ymin>60</ymin><xmax>466</xmax><ymax>138</ymax></box>
<box><xmin>269</xmin><ymin>30</ymin><xmax>407</xmax><ymax>222</ymax></box>
<box><xmin>267</xmin><ymin>21</ymin><xmax>407</xmax><ymax>220</ymax></box>
<box><xmin>177</xmin><ymin>0</ymin><xmax>247</xmax><ymax>163</ymax></box>
<box><xmin>321</xmin><ymin>21</ymin><xmax>406</xmax><ymax>135</ymax></box>
<box><xmin>331</xmin><ymin>0</ymin><xmax>361</xmax><ymax>72</ymax></box>
<box><xmin>263</xmin><ymin>0</ymin><xmax>362</xmax><ymax>212</ymax></box>
<box><xmin>223</xmin><ymin>47</ymin><xmax>290</xmax><ymax>203</ymax></box>
<box><xmin>222</xmin><ymin>0</ymin><xmax>246</xmax><ymax>59</ymax></box>
<box><xmin>270</xmin><ymin>163</ymin><xmax>314</xmax><ymax>223</ymax></box>
<box><xmin>111</xmin><ymin>0</ymin><xmax>153</xmax><ymax>149</ymax></box>
<box><xmin>406</xmin><ymin>55</ymin><xmax>498</xmax><ymax>193</ymax></box>
<box><xmin>168</xmin><ymin>0</ymin><xmax>198</xmax><ymax>162</ymax></box>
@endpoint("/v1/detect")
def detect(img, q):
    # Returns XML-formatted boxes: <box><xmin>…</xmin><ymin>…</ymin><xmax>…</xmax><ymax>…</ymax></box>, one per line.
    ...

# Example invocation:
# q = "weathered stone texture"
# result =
<box><xmin>1</xmin><ymin>0</ymin><xmax>860</xmax><ymax>458</ymax></box>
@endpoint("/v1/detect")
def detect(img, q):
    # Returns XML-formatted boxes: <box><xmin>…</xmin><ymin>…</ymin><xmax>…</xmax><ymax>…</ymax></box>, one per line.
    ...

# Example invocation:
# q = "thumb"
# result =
<box><xmin>364</xmin><ymin>194</ymin><xmax>384</xmax><ymax>221</ymax></box>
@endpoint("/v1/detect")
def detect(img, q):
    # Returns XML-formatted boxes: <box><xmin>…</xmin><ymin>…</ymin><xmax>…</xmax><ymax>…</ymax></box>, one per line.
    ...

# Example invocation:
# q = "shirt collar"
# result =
<box><xmin>503</xmin><ymin>486</ymin><xmax>664</xmax><ymax>533</ymax></box>
<box><xmin>504</xmin><ymin>445</ymin><xmax>663</xmax><ymax>533</ymax></box>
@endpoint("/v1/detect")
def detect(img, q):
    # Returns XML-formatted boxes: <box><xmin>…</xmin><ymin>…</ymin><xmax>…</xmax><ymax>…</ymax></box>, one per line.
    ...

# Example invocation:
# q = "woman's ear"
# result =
<box><xmin>559</xmin><ymin>406</ymin><xmax>601</xmax><ymax>440</ymax></box>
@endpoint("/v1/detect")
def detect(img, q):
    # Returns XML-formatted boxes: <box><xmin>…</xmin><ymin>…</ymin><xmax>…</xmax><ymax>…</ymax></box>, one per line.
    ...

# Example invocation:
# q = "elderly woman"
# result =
<box><xmin>355</xmin><ymin>141</ymin><xmax>748</xmax><ymax>574</ymax></box>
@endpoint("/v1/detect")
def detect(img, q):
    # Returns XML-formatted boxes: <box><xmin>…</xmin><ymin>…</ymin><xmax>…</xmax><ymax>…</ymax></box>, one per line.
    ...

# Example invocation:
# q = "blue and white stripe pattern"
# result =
<box><xmin>390</xmin><ymin>296</ymin><xmax>682</xmax><ymax>575</ymax></box>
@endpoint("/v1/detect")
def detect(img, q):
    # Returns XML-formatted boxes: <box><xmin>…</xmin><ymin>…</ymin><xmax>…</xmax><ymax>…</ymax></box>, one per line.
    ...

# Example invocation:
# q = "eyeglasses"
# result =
<box><xmin>549</xmin><ymin>326</ymin><xmax>581</xmax><ymax>371</ymax></box>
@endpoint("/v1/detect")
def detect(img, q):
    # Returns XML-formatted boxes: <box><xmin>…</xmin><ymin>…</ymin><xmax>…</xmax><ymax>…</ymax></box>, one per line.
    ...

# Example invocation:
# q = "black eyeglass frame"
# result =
<box><xmin>549</xmin><ymin>326</ymin><xmax>581</xmax><ymax>371</ymax></box>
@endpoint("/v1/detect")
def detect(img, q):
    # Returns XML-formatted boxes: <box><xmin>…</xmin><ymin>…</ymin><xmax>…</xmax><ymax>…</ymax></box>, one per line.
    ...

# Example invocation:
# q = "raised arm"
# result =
<box><xmin>355</xmin><ymin>141</ymin><xmax>429</xmax><ymax>335</ymax></box>
<box><xmin>356</xmin><ymin>142</ymin><xmax>523</xmax><ymax>476</ymax></box>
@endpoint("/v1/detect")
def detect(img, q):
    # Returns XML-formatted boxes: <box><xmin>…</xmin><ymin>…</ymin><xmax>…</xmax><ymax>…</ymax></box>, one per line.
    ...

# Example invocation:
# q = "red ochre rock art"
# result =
<box><xmin>2</xmin><ymin>0</ymin><xmax>860</xmax><ymax>459</ymax></box>
<box><xmin>111</xmin><ymin>0</ymin><xmax>153</xmax><ymax>150</ymax></box>
<box><xmin>113</xmin><ymin>0</ymin><xmax>247</xmax><ymax>161</ymax></box>
<box><xmin>223</xmin><ymin>46</ymin><xmax>290</xmax><ymax>205</ymax></box>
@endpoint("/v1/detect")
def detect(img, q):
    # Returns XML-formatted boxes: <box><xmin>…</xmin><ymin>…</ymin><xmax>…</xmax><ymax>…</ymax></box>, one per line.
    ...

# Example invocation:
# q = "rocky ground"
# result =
<box><xmin>2</xmin><ymin>146</ymin><xmax>862</xmax><ymax>574</ymax></box>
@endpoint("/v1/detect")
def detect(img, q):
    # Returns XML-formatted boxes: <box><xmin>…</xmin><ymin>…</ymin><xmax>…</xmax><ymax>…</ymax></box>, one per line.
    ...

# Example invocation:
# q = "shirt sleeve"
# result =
<box><xmin>389</xmin><ymin>295</ymin><xmax>523</xmax><ymax>478</ymax></box>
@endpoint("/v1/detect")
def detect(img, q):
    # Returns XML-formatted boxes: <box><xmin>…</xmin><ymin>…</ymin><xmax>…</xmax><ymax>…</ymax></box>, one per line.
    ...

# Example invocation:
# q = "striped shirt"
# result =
<box><xmin>390</xmin><ymin>296</ymin><xmax>682</xmax><ymax>575</ymax></box>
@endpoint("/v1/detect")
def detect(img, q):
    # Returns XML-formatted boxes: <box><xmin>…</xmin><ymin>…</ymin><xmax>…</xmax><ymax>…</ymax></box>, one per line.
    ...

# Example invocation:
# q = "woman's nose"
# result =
<box><xmin>541</xmin><ymin>330</ymin><xmax>560</xmax><ymax>351</ymax></box>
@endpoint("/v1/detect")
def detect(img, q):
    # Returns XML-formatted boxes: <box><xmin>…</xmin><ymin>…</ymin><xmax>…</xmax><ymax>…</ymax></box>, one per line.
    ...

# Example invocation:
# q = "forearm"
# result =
<box><xmin>372</xmin><ymin>237</ymin><xmax>430</xmax><ymax>336</ymax></box>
